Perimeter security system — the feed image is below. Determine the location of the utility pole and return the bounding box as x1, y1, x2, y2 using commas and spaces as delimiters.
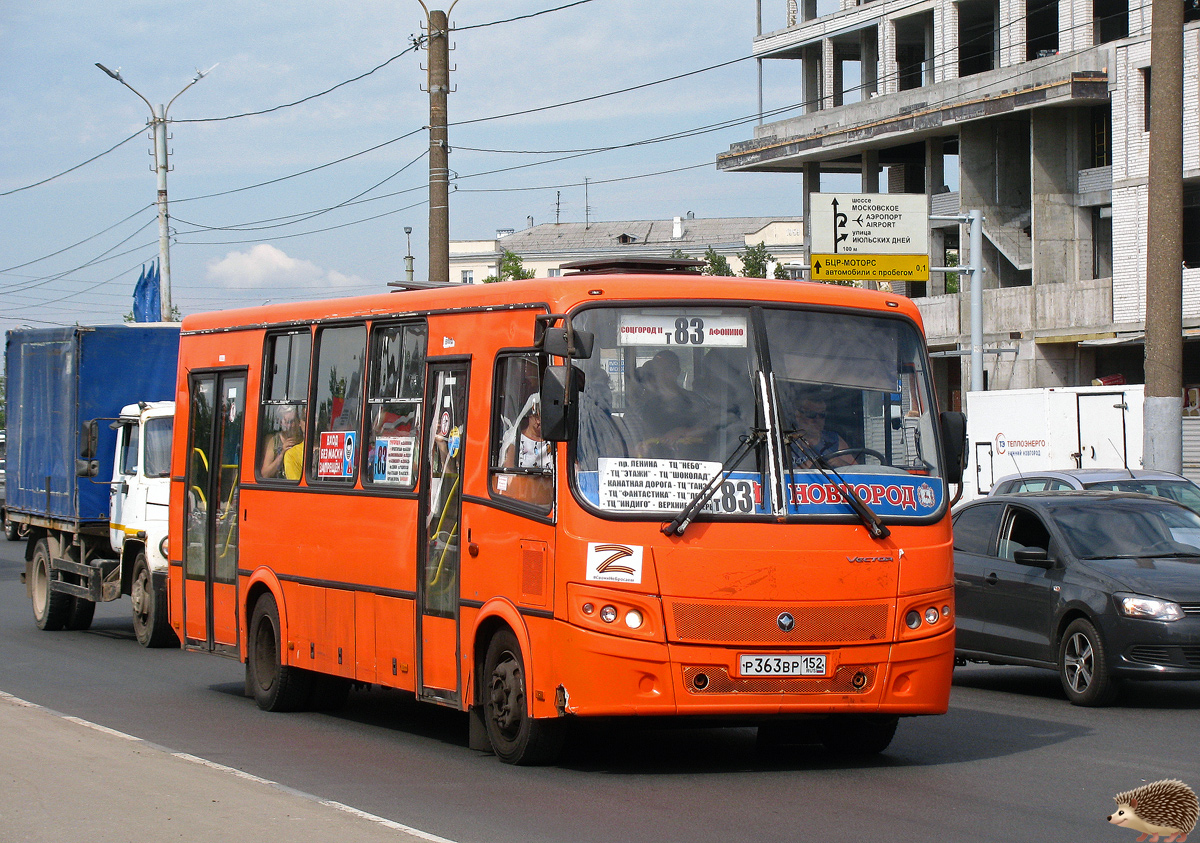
1143, 0, 1184, 471
421, 2, 456, 286
96, 63, 214, 321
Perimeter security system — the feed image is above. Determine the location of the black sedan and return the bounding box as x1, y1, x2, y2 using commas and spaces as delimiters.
952, 491, 1200, 705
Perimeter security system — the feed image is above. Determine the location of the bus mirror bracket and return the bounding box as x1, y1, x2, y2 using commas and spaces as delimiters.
541, 364, 582, 442
940, 411, 968, 485
535, 314, 594, 360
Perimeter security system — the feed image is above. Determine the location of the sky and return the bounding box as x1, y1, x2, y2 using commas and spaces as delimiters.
0, 0, 840, 345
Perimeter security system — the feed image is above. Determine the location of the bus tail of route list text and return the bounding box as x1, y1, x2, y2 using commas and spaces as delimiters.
168, 257, 968, 765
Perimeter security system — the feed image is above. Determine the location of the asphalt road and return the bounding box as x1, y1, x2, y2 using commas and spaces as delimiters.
1, 535, 1197, 843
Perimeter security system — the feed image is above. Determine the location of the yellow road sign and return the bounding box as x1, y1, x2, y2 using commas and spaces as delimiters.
810, 253, 929, 282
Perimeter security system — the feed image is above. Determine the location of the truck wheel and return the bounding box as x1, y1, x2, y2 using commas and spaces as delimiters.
31, 539, 71, 631
131, 553, 176, 648
247, 592, 312, 712
65, 595, 96, 631
482, 629, 564, 765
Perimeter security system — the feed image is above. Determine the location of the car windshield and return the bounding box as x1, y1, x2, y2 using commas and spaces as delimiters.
570, 304, 946, 520
1084, 478, 1200, 513
1049, 498, 1200, 558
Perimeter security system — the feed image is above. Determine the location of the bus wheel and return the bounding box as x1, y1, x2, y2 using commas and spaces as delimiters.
131, 553, 176, 648
247, 593, 312, 712
820, 715, 898, 756
483, 630, 564, 765
31, 539, 71, 631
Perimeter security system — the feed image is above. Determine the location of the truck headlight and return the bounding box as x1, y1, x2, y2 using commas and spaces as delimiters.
1116, 594, 1184, 621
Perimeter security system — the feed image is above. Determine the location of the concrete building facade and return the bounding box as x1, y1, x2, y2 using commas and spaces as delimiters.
449, 215, 806, 283
719, 0, 1200, 411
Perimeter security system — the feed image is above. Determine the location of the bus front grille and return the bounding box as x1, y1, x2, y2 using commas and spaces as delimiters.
681, 665, 876, 695
669, 601, 890, 645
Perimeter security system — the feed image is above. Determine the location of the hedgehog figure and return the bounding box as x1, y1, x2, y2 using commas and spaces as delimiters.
1108, 779, 1199, 842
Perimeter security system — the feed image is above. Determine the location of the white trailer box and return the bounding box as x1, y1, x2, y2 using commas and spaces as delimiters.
964, 385, 1145, 501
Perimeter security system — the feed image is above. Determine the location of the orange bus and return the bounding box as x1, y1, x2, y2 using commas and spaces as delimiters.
168, 259, 967, 764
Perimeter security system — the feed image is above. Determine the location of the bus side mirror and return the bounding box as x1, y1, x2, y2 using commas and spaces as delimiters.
540, 326, 594, 360
80, 419, 99, 460
940, 411, 967, 484
540, 365, 582, 442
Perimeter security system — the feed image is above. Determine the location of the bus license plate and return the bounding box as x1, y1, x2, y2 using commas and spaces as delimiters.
738, 654, 826, 677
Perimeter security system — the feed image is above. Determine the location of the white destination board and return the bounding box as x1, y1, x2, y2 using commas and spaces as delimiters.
810, 193, 929, 255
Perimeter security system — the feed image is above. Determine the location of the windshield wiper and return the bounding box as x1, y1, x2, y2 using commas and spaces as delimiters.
661, 430, 765, 537
785, 430, 891, 540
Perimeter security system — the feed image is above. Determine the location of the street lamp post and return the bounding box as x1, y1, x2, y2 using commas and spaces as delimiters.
404, 226, 415, 285
96, 63, 214, 321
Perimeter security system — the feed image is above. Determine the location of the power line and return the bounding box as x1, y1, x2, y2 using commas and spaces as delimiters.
0, 128, 146, 197
0, 204, 153, 273
173, 42, 427, 124
451, 0, 600, 32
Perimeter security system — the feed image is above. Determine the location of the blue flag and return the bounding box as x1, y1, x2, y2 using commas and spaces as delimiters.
133, 260, 161, 322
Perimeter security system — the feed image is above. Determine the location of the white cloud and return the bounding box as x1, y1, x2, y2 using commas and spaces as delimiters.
204, 244, 375, 290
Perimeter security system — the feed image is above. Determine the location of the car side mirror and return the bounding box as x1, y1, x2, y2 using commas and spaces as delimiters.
940, 411, 967, 484
1013, 547, 1053, 568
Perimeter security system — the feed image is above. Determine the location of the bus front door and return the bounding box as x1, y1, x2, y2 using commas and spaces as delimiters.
417, 361, 468, 706
181, 370, 246, 656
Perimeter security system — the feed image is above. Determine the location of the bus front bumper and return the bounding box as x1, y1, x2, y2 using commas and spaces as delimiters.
544, 624, 954, 718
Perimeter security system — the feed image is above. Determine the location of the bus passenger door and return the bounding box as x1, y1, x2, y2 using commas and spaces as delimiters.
181, 370, 246, 657
417, 361, 468, 705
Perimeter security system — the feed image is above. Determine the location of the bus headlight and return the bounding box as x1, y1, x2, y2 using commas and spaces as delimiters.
624, 609, 643, 630
600, 605, 618, 623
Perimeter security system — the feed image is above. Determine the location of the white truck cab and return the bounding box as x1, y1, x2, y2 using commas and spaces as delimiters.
107, 400, 175, 646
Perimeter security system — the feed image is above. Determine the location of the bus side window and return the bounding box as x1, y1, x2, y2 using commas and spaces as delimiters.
309, 325, 366, 484
258, 330, 311, 482
490, 353, 552, 508
364, 321, 426, 489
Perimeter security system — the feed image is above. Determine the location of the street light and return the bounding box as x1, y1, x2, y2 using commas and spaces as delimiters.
96, 62, 216, 321
404, 226, 415, 285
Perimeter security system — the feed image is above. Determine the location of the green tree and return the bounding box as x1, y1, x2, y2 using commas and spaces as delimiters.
703, 246, 734, 277
738, 242, 774, 278
943, 250, 960, 294
483, 250, 536, 283
774, 262, 791, 279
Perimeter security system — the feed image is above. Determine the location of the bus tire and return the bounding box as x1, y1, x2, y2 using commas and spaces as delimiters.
309, 675, 352, 711
820, 715, 898, 756
65, 595, 95, 631
482, 629, 564, 765
131, 553, 176, 648
247, 592, 312, 712
31, 539, 72, 631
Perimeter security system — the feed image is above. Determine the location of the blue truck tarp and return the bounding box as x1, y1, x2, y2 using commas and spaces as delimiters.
4, 325, 179, 529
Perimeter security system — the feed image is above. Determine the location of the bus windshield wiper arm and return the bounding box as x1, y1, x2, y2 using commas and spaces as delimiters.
662, 430, 765, 537
785, 430, 891, 540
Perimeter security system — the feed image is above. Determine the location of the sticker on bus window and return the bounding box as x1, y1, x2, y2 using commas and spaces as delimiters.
586, 542, 644, 584
371, 436, 416, 485
318, 431, 356, 478
784, 471, 943, 517
588, 458, 765, 515
617, 314, 748, 348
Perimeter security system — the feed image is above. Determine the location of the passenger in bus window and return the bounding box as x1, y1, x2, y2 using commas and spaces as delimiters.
497, 395, 553, 505
282, 413, 306, 480
260, 406, 303, 479
629, 350, 710, 459
789, 391, 854, 468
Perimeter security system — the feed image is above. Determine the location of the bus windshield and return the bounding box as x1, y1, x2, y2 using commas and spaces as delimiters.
572, 304, 945, 521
